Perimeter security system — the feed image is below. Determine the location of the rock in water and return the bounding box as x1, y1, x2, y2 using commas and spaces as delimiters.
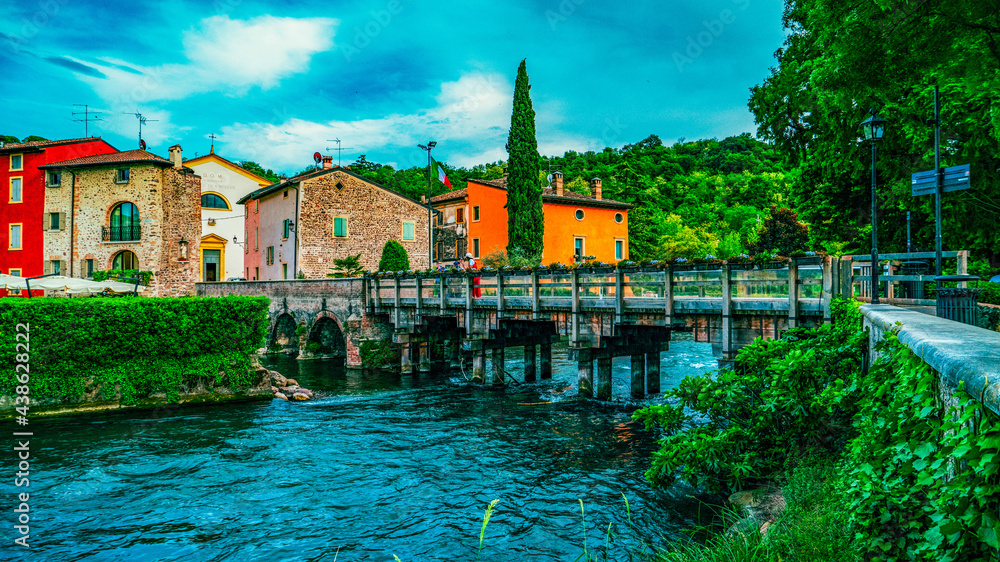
285, 378, 299, 387
274, 392, 288, 401
291, 392, 310, 401
269, 371, 287, 387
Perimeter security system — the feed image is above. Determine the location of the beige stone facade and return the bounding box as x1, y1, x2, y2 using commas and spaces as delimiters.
240, 166, 431, 279
41, 148, 203, 296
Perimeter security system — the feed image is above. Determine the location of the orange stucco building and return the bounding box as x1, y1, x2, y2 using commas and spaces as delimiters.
430, 172, 631, 264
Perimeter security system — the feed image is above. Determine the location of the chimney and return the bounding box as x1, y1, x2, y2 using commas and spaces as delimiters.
279, 175, 287, 182
322, 155, 333, 170
168, 144, 182, 169
553, 171, 564, 197
590, 177, 602, 200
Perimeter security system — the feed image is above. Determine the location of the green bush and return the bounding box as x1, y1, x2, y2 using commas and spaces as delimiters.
359, 339, 396, 369
378, 240, 410, 272
0, 296, 268, 405
92, 269, 154, 286
633, 299, 866, 492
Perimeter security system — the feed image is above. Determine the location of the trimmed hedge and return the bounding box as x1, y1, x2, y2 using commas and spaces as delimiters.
0, 296, 269, 405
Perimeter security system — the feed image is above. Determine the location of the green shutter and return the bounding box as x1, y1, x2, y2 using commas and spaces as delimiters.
334, 217, 347, 237
403, 221, 414, 241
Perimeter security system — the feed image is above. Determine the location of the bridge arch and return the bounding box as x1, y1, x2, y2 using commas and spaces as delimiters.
303, 310, 347, 359
270, 313, 298, 351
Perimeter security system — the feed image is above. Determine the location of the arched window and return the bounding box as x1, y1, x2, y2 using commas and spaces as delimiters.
201, 193, 231, 210
109, 202, 140, 241
112, 250, 139, 270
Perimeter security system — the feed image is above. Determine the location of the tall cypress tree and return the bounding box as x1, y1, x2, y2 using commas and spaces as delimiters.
505, 59, 543, 259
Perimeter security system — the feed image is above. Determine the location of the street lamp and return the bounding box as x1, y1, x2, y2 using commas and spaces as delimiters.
418, 141, 437, 269
860, 109, 887, 304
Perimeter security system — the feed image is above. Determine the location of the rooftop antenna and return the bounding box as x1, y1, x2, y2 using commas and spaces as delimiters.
72, 104, 103, 137
325, 138, 354, 167
208, 133, 217, 154
124, 111, 158, 149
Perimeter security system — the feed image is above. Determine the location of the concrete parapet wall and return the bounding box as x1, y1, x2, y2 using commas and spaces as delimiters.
862, 304, 1000, 416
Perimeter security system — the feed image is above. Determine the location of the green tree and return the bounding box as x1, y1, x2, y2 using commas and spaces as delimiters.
505, 59, 543, 259
328, 254, 364, 278
0, 135, 20, 145
749, 205, 809, 256
238, 161, 280, 183
21, 135, 48, 143
378, 240, 409, 272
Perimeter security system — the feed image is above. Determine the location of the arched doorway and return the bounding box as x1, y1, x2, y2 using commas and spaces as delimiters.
201, 234, 228, 282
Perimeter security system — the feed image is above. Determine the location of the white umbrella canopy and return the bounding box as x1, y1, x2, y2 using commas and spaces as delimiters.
18, 276, 147, 295
0, 273, 29, 289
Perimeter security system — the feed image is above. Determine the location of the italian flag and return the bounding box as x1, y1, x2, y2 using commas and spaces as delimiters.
434, 159, 452, 188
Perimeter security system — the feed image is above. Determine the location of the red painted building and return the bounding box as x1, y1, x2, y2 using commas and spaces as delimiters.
0, 137, 117, 291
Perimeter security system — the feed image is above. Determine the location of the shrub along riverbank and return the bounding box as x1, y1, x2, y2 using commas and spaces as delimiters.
0, 296, 270, 417
637, 300, 1000, 561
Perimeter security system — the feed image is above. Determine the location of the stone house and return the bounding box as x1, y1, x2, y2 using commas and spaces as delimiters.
184, 148, 271, 282
430, 171, 632, 264
39, 145, 203, 296
238, 157, 432, 279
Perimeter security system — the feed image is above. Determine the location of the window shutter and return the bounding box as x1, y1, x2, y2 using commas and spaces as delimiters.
81, 260, 87, 276
403, 221, 414, 240
58, 213, 66, 231
44, 261, 52, 275
43, 213, 50, 230
334, 217, 347, 237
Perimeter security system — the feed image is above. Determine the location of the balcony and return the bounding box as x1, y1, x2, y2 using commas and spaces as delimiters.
102, 225, 141, 242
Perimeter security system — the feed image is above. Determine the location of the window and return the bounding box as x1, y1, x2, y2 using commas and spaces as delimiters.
8, 268, 21, 295
10, 154, 23, 171
614, 212, 624, 224
283, 190, 288, 199
50, 260, 61, 275
108, 202, 140, 241
282, 264, 288, 279
112, 250, 138, 270
473, 238, 480, 258
254, 227, 258, 249
335, 181, 345, 191
49, 212, 61, 230
8, 224, 21, 249
575, 209, 585, 221
615, 239, 624, 260
47, 172, 61, 187
86, 259, 94, 278
402, 221, 415, 241
246, 267, 249, 280
436, 242, 443, 261
473, 205, 480, 221
333, 217, 348, 238
266, 246, 274, 265
115, 168, 130, 183
254, 267, 259, 280
245, 230, 249, 254
10, 177, 22, 203
255, 200, 259, 214
201, 193, 230, 210
456, 207, 465, 224
574, 237, 585, 258
282, 219, 290, 240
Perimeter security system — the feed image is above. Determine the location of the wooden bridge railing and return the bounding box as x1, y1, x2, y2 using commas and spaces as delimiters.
841, 250, 969, 305
366, 257, 837, 349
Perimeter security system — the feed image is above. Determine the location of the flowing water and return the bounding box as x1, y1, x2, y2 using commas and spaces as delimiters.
8, 334, 720, 561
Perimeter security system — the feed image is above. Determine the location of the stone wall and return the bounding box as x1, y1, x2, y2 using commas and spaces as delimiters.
862, 304, 1000, 416
298, 171, 430, 275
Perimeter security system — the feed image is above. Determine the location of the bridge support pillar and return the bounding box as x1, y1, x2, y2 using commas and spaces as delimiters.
492, 347, 506, 386
471, 346, 486, 383
446, 338, 461, 369
398, 334, 415, 374
524, 344, 536, 382
646, 351, 660, 395
630, 354, 645, 398
418, 341, 431, 372
578, 358, 594, 398
596, 356, 613, 401
540, 342, 552, 379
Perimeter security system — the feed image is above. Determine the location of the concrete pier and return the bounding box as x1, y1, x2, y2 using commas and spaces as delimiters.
578, 359, 594, 397
597, 356, 613, 401
524, 344, 537, 382
630, 354, 645, 398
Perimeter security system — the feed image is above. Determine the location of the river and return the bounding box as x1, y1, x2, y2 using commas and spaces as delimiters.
9, 334, 719, 561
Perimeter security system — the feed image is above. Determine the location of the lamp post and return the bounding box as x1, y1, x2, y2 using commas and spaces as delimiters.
860, 109, 887, 304
418, 141, 437, 269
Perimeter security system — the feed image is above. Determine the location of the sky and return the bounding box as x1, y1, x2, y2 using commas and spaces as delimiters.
0, 0, 787, 175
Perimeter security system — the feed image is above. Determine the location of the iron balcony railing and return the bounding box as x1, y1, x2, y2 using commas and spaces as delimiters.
102, 225, 141, 242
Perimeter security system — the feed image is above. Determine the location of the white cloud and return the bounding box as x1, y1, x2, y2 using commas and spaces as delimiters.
72, 15, 337, 103
218, 71, 595, 171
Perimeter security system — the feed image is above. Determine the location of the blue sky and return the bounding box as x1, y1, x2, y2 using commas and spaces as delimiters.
0, 0, 786, 174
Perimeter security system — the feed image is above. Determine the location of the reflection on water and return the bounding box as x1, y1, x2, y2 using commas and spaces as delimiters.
9, 333, 719, 561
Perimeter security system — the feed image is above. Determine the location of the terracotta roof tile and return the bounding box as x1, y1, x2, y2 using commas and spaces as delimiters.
541, 186, 632, 208
429, 188, 468, 203
40, 149, 172, 169
0, 137, 109, 153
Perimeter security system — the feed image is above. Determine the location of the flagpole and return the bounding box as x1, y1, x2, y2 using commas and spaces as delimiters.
418, 141, 437, 269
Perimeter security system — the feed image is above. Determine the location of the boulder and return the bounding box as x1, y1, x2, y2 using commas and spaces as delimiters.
271, 386, 279, 393
279, 386, 298, 394
269, 371, 287, 387
297, 388, 314, 397
274, 392, 288, 401
291, 392, 310, 401
285, 378, 299, 387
